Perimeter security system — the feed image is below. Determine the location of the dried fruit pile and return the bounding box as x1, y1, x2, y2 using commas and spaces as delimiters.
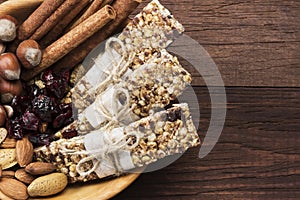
9, 69, 74, 146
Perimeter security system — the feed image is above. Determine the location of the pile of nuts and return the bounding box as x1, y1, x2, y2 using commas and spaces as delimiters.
0, 14, 42, 124
0, 12, 71, 200
0, 15, 42, 103
0, 129, 68, 199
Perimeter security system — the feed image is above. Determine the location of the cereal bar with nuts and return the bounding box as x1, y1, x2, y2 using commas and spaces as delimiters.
34, 103, 200, 183
118, 0, 185, 54
71, 0, 185, 111
63, 49, 192, 135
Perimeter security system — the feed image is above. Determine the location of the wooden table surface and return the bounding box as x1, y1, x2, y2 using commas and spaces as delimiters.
113, 0, 300, 199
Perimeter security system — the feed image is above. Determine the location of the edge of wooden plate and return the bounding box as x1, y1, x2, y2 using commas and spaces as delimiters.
30, 172, 142, 200
0, 1, 141, 199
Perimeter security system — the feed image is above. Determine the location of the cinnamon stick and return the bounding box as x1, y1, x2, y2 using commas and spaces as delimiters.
21, 5, 117, 81
101, 0, 113, 7
30, 0, 81, 41
69, 0, 105, 29
39, 0, 91, 48
52, 0, 142, 73
17, 0, 65, 41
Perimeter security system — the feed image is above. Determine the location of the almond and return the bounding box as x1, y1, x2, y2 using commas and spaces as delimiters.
27, 173, 68, 197
0, 178, 28, 200
0, 137, 16, 148
0, 190, 14, 200
25, 162, 57, 175
16, 137, 33, 167
0, 148, 17, 170
1, 170, 15, 178
0, 127, 8, 144
15, 168, 36, 184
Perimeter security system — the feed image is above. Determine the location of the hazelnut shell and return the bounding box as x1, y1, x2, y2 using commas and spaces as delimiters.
16, 39, 42, 69
0, 15, 18, 42
0, 105, 6, 127
0, 77, 22, 103
0, 52, 21, 80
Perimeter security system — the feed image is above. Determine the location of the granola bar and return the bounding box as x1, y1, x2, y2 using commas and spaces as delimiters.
118, 0, 185, 56
34, 103, 200, 183
72, 0, 185, 111
64, 50, 192, 135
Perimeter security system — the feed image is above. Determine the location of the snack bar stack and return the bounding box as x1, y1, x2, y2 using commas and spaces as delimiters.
34, 103, 200, 183
71, 0, 185, 111
61, 49, 192, 135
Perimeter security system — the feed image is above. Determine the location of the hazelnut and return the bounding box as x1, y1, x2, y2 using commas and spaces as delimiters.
0, 15, 18, 42
0, 42, 6, 54
0, 77, 23, 103
0, 105, 6, 127
3, 105, 13, 118
0, 52, 21, 80
16, 39, 42, 69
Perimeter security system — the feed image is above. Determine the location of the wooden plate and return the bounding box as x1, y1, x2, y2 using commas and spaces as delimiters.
0, 0, 141, 199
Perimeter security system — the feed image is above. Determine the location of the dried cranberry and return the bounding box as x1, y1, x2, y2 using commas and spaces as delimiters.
41, 69, 55, 84
52, 110, 73, 129
47, 79, 68, 99
32, 95, 55, 122
25, 84, 46, 99
59, 103, 72, 113
11, 96, 31, 115
62, 129, 78, 139
42, 70, 69, 99
60, 70, 70, 83
21, 110, 40, 131
7, 118, 23, 139
28, 133, 53, 146
6, 69, 75, 144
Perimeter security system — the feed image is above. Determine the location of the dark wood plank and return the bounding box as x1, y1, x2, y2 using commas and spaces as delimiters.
113, 87, 300, 199
133, 0, 300, 87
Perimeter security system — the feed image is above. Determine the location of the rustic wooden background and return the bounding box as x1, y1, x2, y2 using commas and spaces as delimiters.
113, 0, 300, 199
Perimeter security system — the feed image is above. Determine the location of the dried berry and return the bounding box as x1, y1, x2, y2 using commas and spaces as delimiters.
25, 84, 46, 99
21, 110, 40, 131
32, 95, 55, 122
52, 103, 74, 129
42, 70, 69, 99
7, 68, 74, 146
11, 95, 31, 115
52, 113, 66, 129
7, 117, 23, 139
62, 129, 77, 139
28, 133, 53, 146
59, 103, 72, 113
41, 70, 54, 84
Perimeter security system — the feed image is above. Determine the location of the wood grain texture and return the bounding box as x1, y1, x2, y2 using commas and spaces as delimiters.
114, 87, 300, 199
133, 0, 300, 87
